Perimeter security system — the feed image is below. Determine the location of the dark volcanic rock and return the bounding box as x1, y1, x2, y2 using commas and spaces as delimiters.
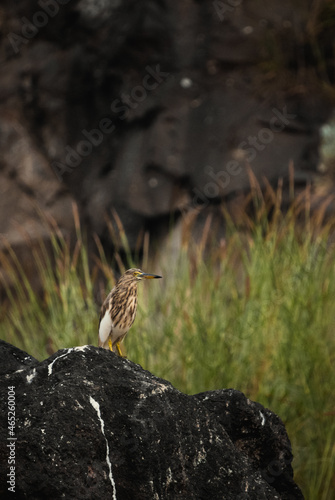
0, 340, 38, 376
0, 341, 303, 499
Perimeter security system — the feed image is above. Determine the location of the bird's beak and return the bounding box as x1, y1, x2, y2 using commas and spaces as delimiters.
139, 273, 162, 279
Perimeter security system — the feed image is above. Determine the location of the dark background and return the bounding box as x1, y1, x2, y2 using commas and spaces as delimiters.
1, 0, 335, 274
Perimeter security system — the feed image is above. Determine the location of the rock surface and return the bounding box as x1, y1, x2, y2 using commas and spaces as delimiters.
0, 340, 304, 499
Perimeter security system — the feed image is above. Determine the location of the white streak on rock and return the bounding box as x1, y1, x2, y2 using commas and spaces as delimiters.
26, 368, 36, 384
48, 351, 72, 376
259, 411, 266, 426
89, 396, 117, 499
72, 345, 89, 353
48, 346, 89, 376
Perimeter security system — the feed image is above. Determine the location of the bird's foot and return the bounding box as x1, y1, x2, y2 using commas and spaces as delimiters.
116, 342, 127, 358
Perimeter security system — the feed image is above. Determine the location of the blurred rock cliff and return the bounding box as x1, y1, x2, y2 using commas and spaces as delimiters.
0, 0, 334, 277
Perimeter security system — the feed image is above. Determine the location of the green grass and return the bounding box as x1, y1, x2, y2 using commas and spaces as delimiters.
1, 200, 335, 499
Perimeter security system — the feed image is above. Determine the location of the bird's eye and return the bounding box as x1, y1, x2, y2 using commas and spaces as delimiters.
133, 271, 140, 277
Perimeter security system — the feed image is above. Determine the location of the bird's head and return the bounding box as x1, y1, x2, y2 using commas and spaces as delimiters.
122, 268, 162, 283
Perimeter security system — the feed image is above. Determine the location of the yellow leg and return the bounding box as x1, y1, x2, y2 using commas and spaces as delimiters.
108, 338, 113, 352
115, 342, 123, 357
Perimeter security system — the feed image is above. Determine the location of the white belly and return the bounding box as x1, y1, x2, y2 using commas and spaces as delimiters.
98, 311, 128, 347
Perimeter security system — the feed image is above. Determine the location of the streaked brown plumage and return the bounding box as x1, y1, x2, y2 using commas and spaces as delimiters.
98, 268, 162, 356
